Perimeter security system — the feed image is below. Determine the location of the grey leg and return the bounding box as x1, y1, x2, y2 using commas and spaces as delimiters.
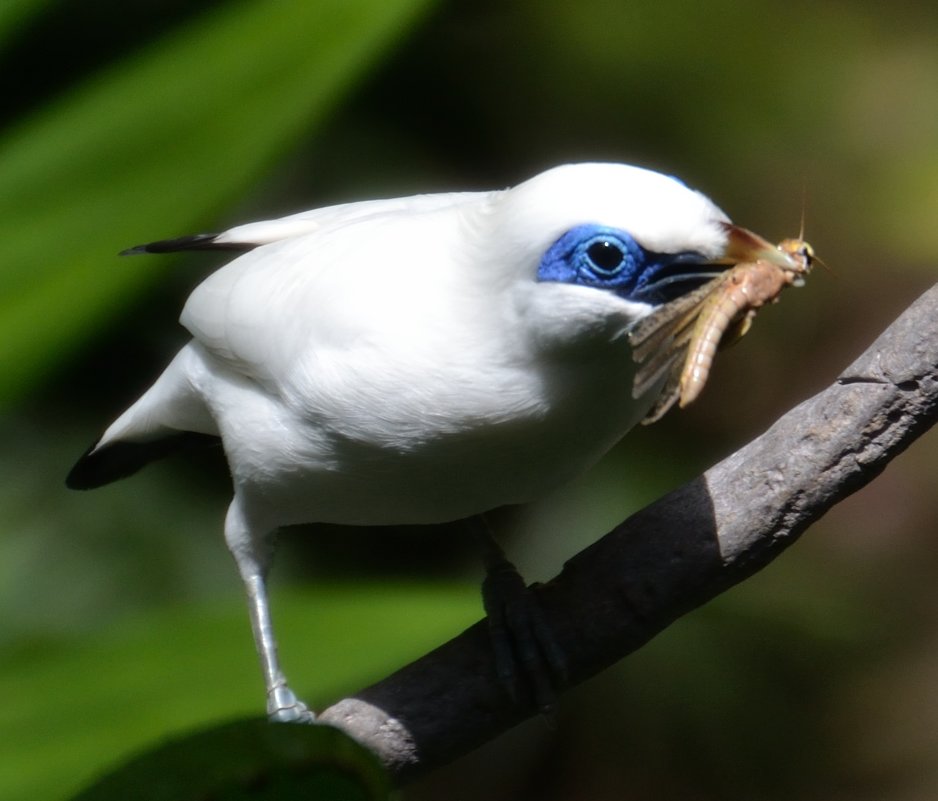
225, 499, 315, 723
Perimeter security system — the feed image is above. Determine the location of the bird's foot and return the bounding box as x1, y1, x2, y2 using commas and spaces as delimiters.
482, 560, 567, 713
267, 684, 316, 724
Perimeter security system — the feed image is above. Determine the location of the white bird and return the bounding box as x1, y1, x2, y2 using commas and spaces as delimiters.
67, 162, 779, 722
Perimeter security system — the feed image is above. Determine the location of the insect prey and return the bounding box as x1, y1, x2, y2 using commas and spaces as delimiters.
630, 226, 815, 425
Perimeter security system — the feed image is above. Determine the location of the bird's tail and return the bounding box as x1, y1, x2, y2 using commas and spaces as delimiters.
66, 344, 220, 490
66, 431, 218, 489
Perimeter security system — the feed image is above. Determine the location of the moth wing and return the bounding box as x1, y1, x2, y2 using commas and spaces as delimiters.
630, 276, 725, 413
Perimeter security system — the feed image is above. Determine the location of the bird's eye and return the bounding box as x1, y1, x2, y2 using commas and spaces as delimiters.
537, 224, 645, 293
585, 240, 626, 274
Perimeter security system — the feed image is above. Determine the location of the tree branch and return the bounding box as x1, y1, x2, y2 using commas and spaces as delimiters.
320, 282, 938, 781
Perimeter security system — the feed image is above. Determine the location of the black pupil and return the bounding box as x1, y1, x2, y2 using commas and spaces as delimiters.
587, 240, 624, 272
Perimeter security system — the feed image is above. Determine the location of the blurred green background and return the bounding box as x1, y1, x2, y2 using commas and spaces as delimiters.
2, 0, 938, 798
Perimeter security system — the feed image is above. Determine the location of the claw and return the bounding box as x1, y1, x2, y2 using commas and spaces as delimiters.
470, 515, 568, 711
482, 559, 567, 712
267, 684, 316, 724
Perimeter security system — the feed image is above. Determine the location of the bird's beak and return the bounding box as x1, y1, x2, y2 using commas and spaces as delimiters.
719, 222, 799, 269
628, 221, 809, 306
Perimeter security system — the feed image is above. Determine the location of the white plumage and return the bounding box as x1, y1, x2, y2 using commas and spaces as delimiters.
70, 162, 748, 721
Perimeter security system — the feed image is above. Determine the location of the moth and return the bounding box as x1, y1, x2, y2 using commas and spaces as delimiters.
630, 224, 815, 424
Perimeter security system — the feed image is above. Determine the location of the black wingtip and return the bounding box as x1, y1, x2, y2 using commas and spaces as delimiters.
66, 433, 221, 490
119, 233, 256, 256
119, 244, 148, 256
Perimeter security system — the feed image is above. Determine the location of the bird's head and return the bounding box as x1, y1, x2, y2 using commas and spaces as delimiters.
486, 163, 775, 356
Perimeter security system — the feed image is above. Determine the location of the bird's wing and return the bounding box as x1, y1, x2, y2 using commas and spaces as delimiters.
124, 191, 482, 254
179, 191, 487, 388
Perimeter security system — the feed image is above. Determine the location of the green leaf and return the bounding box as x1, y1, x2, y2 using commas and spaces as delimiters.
70, 719, 392, 801
0, 0, 434, 409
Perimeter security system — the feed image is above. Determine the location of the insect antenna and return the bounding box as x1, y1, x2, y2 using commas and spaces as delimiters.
796, 184, 832, 275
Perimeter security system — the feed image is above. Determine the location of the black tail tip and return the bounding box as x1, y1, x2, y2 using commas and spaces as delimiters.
66, 440, 111, 490
66, 439, 157, 489
66, 433, 221, 490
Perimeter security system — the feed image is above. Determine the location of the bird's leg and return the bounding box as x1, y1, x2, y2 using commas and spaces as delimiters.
225, 500, 315, 724
468, 515, 567, 712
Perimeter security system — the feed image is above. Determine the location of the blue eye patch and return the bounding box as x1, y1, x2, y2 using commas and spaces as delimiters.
537, 224, 716, 305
